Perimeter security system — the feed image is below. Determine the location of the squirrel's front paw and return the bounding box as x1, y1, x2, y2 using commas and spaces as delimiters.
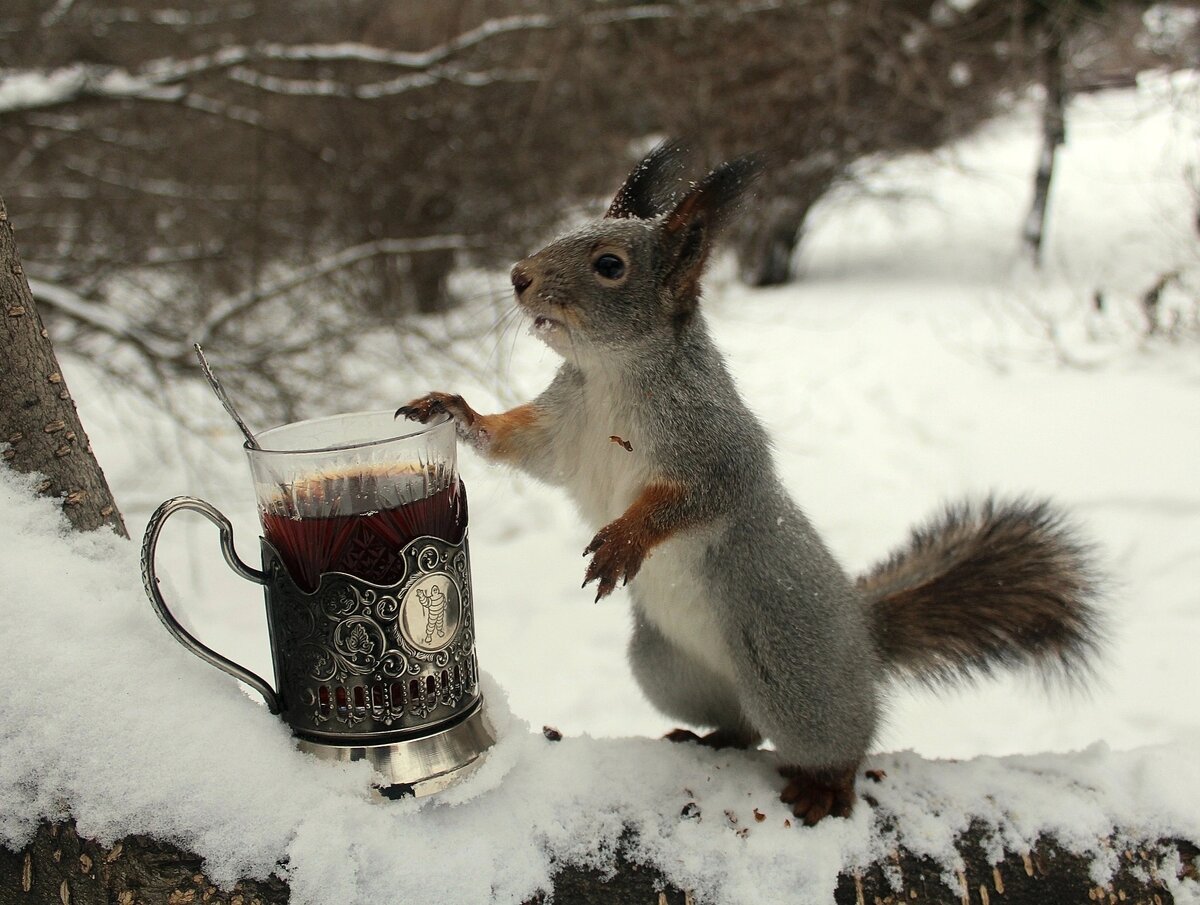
396, 392, 476, 427
582, 521, 648, 602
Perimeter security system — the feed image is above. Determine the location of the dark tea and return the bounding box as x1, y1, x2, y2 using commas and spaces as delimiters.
259, 465, 467, 591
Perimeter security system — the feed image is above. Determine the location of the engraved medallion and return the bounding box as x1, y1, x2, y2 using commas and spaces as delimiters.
398, 572, 462, 654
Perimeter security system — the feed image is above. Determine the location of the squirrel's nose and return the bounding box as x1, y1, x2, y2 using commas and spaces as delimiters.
511, 265, 533, 297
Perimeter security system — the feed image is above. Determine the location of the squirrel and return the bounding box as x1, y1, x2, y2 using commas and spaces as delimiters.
397, 141, 1105, 825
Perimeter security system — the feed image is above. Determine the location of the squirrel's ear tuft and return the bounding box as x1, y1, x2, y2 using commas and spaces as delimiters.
659, 153, 764, 306
663, 153, 764, 237
605, 139, 691, 220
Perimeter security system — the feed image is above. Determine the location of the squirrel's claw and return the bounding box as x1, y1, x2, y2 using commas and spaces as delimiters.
396, 392, 474, 426
395, 395, 446, 423
777, 765, 857, 826
395, 404, 426, 421
582, 524, 646, 601
582, 569, 621, 601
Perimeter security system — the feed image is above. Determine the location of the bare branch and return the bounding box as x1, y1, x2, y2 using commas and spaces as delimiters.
192, 235, 481, 345
227, 64, 539, 99
0, 15, 556, 115
28, 232, 482, 368
252, 17, 554, 70
39, 0, 76, 29
0, 2, 777, 116
26, 277, 178, 360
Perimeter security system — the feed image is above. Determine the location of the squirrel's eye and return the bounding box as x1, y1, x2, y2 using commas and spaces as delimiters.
593, 253, 626, 281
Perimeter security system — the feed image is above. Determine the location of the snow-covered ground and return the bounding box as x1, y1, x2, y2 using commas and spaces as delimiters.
3, 75, 1199, 903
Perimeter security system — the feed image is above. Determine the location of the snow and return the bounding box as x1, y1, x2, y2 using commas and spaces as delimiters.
0, 68, 87, 113
1, 473, 1197, 903
1, 472, 1198, 903
3, 75, 1200, 902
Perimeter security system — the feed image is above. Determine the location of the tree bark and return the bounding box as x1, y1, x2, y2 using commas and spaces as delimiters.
735, 171, 836, 287
0, 195, 127, 537
1022, 32, 1068, 266
0, 822, 286, 905
0, 818, 1193, 905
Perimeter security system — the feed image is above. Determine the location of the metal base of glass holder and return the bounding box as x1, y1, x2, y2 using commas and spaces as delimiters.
296, 702, 495, 799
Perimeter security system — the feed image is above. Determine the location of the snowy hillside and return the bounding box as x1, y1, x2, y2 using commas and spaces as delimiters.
3, 75, 1198, 903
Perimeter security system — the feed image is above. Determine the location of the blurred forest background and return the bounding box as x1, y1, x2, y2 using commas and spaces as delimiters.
1, 0, 1197, 422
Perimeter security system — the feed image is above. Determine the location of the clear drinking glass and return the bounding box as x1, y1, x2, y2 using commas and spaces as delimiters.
247, 410, 466, 592
141, 410, 492, 796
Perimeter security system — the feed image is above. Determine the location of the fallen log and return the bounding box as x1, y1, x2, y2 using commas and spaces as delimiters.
1, 817, 1195, 905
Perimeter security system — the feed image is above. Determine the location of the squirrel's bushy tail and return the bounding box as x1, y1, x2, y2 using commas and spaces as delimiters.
857, 497, 1105, 689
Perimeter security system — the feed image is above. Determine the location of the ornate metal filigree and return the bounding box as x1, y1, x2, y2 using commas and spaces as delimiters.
262, 533, 481, 742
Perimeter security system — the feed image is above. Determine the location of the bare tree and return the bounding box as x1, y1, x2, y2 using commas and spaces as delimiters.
0, 192, 126, 536
1, 0, 1186, 425
1024, 26, 1069, 265
1019, 0, 1200, 263
0, 0, 676, 420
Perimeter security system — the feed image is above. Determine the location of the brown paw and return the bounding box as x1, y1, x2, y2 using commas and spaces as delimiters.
395, 392, 475, 426
778, 765, 857, 826
582, 521, 647, 601
664, 728, 759, 750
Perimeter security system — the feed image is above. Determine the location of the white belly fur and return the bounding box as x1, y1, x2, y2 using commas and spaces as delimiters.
555, 375, 737, 683
633, 532, 737, 683
553, 375, 649, 526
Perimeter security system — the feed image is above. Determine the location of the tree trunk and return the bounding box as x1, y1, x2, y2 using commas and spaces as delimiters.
0, 195, 127, 537
738, 204, 807, 287
736, 171, 836, 287
0, 817, 1192, 904
0, 822, 286, 905
410, 248, 457, 314
1022, 32, 1068, 266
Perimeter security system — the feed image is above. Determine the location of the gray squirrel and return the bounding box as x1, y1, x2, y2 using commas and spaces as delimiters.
397, 142, 1104, 825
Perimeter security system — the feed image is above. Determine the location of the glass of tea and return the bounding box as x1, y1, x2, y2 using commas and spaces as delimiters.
249, 410, 466, 592
141, 410, 493, 797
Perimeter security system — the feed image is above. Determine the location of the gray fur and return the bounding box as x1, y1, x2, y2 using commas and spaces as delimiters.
628, 613, 759, 746
509, 197, 884, 769
704, 485, 882, 767
406, 146, 1104, 783
620, 321, 880, 767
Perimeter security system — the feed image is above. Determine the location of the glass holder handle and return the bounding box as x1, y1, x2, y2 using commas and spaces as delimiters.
141, 496, 281, 714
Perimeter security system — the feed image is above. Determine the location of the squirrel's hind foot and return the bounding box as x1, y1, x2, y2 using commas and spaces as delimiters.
778, 764, 857, 826
663, 728, 760, 750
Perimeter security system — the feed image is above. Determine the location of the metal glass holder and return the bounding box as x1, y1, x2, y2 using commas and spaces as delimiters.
142, 496, 494, 797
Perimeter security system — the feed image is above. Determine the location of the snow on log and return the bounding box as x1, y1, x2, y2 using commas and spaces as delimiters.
1, 469, 1198, 904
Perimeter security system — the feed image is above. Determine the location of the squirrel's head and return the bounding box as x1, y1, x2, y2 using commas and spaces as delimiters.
511, 140, 761, 365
